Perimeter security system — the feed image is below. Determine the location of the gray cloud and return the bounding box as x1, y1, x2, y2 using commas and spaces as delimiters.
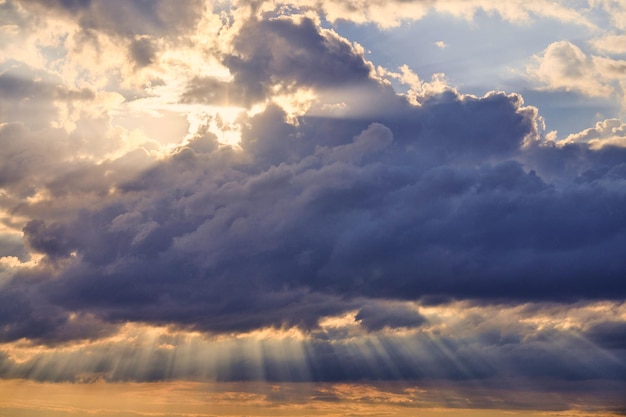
356, 303, 426, 331
180, 76, 248, 107
221, 16, 374, 104
10, 84, 625, 341
129, 37, 157, 68
0, 68, 95, 133
0, 6, 625, 399
0, 234, 28, 261
20, 0, 204, 38
585, 321, 626, 350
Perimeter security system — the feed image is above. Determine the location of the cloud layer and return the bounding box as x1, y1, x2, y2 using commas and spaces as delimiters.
0, 2, 625, 410
2, 0, 626, 336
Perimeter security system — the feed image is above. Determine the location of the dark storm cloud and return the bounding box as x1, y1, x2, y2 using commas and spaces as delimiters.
0, 279, 116, 345
13, 83, 626, 341
2, 11, 626, 353
355, 303, 426, 331
585, 321, 626, 350
23, 220, 78, 259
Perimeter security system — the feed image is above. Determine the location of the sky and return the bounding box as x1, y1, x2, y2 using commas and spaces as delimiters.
1, 0, 626, 416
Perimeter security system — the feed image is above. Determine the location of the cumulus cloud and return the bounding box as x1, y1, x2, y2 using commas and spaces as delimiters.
527, 41, 626, 107
528, 41, 613, 97
6, 77, 625, 342
221, 16, 374, 105
0, 10, 624, 345
562, 118, 626, 148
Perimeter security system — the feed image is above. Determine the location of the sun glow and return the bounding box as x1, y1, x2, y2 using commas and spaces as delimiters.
185, 105, 246, 146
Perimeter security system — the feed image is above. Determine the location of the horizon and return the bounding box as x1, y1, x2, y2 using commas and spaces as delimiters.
1, 1, 626, 416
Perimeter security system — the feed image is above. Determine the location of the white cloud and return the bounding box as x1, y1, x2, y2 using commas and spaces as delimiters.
246, 0, 596, 28
527, 41, 622, 99
562, 118, 626, 148
590, 0, 626, 29
590, 33, 626, 54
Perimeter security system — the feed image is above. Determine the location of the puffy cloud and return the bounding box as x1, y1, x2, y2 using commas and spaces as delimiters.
528, 41, 626, 108
562, 118, 626, 148
528, 41, 613, 97
221, 16, 374, 105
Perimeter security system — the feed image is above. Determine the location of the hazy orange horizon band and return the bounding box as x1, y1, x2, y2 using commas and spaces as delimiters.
0, 0, 625, 416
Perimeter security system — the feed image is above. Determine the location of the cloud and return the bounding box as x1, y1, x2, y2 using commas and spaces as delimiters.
181, 76, 247, 107
0, 302, 624, 387
585, 321, 626, 350
0, 67, 95, 131
129, 36, 158, 68
221, 15, 374, 105
527, 41, 613, 97
527, 41, 626, 107
245, 0, 595, 28
7, 78, 626, 341
0, 13, 624, 344
0, 2, 625, 403
0, 234, 28, 261
591, 33, 626, 54
562, 118, 626, 148
0, 281, 117, 344
355, 302, 426, 331
592, 0, 626, 30
21, 0, 205, 38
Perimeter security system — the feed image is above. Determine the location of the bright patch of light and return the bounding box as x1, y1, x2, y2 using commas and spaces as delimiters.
271, 87, 317, 124
185, 105, 246, 146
